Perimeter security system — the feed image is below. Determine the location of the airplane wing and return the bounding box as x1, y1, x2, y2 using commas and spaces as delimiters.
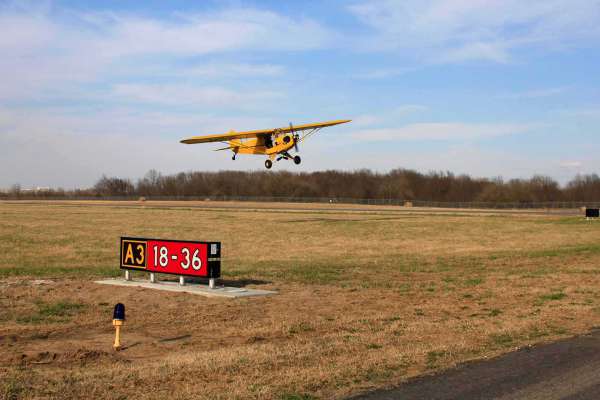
180, 119, 351, 144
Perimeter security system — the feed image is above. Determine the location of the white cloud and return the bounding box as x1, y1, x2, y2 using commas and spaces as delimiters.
0, 11, 55, 52
305, 142, 597, 184
109, 62, 286, 80
1, 104, 595, 188
352, 122, 540, 141
0, 5, 332, 102
0, 106, 277, 140
560, 161, 583, 169
352, 67, 415, 79
351, 114, 382, 128
499, 86, 572, 99
352, 105, 428, 127
183, 63, 285, 78
0, 107, 278, 188
439, 41, 511, 64
393, 105, 428, 116
348, 0, 600, 63
91, 9, 333, 57
0, 129, 217, 189
112, 84, 282, 107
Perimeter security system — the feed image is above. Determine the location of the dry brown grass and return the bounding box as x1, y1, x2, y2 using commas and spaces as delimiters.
1, 201, 600, 399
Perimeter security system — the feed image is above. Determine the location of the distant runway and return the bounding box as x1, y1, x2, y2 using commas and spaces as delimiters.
351, 330, 600, 400
0, 200, 582, 217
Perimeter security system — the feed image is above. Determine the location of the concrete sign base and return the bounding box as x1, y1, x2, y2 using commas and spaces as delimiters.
95, 278, 277, 298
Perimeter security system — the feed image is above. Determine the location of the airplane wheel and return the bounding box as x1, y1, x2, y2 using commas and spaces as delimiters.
265, 159, 273, 169
293, 155, 301, 165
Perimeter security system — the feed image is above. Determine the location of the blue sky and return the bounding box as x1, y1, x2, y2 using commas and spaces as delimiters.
1, 0, 600, 188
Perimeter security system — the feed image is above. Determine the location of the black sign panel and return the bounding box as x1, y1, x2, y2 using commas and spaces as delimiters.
586, 208, 600, 218
120, 239, 147, 269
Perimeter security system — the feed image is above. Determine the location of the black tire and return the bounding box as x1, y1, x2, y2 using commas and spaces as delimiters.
293, 155, 301, 165
265, 159, 273, 169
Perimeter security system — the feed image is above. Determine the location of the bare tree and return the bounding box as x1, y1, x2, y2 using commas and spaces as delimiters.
80, 169, 600, 203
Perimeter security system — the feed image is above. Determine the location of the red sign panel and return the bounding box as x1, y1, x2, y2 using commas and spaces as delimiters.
120, 237, 220, 278
147, 239, 208, 276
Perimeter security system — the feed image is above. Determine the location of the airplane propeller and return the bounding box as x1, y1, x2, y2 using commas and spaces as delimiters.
290, 122, 299, 152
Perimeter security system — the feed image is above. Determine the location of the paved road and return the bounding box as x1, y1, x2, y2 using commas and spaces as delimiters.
351, 330, 600, 400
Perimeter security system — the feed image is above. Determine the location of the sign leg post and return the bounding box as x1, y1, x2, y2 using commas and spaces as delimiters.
179, 276, 185, 286
209, 278, 216, 289
124, 270, 131, 281
150, 273, 156, 283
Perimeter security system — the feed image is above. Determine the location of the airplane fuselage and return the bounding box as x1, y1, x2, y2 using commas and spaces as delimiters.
230, 133, 296, 157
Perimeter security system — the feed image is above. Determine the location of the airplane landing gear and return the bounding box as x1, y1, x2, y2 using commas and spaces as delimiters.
232, 153, 236, 160
265, 153, 299, 168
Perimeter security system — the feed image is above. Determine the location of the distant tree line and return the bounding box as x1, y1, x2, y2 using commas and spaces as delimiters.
3, 168, 600, 203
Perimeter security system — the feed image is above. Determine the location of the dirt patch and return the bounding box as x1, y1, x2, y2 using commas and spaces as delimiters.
14, 348, 123, 366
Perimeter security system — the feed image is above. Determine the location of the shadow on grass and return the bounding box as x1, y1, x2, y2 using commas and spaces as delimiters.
157, 335, 191, 343
120, 341, 142, 350
217, 278, 272, 287
171, 276, 272, 287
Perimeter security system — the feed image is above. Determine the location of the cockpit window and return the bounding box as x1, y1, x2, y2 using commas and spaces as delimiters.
264, 135, 273, 148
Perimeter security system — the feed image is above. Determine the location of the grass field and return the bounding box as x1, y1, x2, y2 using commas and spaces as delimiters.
1, 201, 600, 399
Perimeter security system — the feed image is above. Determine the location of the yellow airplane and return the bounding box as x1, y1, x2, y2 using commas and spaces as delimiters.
180, 119, 351, 169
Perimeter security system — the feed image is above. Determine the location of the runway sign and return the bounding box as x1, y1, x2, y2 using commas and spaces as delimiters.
120, 237, 221, 278
586, 208, 599, 218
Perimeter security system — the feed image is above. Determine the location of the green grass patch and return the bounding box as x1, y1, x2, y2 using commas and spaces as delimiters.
425, 350, 448, 369
465, 278, 483, 286
280, 393, 317, 400
1, 371, 29, 400
488, 308, 502, 317
362, 365, 394, 382
288, 322, 315, 335
16, 300, 87, 324
538, 292, 567, 304
489, 333, 514, 347
526, 327, 549, 340
492, 244, 600, 261
541, 292, 566, 301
